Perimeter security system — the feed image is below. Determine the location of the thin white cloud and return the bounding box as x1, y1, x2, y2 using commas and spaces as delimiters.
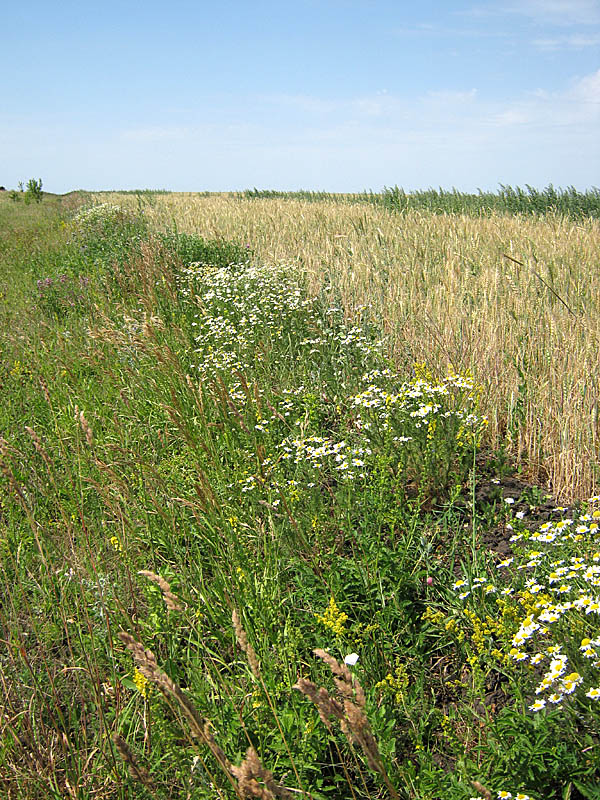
505, 0, 600, 25
423, 89, 478, 104
571, 67, 600, 109
466, 0, 600, 26
121, 126, 192, 142
260, 88, 479, 125
485, 68, 600, 128
4, 69, 598, 193
533, 32, 600, 48
492, 108, 533, 126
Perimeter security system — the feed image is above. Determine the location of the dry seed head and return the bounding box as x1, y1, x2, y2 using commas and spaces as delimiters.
24, 426, 42, 451
471, 781, 492, 800
230, 747, 294, 799
138, 569, 184, 611
75, 408, 93, 446
118, 632, 232, 773
141, 313, 164, 337
112, 733, 156, 793
314, 648, 365, 705
38, 376, 51, 405
296, 648, 400, 798
24, 426, 51, 465
293, 677, 342, 731
314, 648, 352, 683
344, 701, 382, 768
232, 609, 261, 679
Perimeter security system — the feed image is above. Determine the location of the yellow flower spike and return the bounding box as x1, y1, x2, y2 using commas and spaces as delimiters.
133, 668, 149, 699
315, 596, 348, 636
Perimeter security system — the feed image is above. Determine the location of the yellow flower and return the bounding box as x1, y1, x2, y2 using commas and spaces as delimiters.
133, 668, 149, 698
315, 597, 348, 636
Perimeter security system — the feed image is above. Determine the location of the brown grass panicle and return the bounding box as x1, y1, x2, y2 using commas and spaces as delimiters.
232, 608, 261, 680
102, 192, 600, 501
112, 732, 156, 795
118, 631, 299, 798
138, 569, 185, 612
75, 406, 93, 447
230, 747, 295, 799
118, 632, 230, 766
295, 649, 400, 800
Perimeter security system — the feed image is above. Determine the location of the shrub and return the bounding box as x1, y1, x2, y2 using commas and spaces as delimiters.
24, 178, 43, 204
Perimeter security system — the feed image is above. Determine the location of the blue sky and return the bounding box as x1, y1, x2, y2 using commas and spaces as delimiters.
2, 0, 599, 193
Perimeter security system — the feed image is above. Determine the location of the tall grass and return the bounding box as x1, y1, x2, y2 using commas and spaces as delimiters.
241, 186, 600, 218
377, 185, 600, 218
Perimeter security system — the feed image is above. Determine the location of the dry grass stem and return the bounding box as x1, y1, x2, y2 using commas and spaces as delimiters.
75, 407, 93, 447
118, 632, 231, 774
118, 632, 299, 798
471, 780, 493, 800
24, 427, 50, 465
38, 376, 52, 405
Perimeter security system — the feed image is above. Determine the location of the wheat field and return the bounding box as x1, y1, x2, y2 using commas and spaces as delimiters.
102, 192, 600, 501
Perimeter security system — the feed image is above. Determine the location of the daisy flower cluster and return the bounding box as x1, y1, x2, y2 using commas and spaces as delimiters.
349, 365, 488, 487
469, 793, 535, 800
280, 435, 372, 482
182, 263, 313, 380
178, 261, 381, 386
71, 202, 142, 248
72, 202, 127, 229
351, 367, 486, 436
452, 496, 600, 711
173, 258, 490, 510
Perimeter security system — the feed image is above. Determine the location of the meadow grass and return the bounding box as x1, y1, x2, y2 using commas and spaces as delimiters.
1, 192, 599, 799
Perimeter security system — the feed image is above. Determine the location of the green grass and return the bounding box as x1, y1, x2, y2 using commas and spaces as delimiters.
241, 185, 600, 219
1, 194, 599, 799
378, 184, 600, 218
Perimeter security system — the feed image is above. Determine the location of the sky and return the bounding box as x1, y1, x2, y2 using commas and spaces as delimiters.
2, 0, 599, 193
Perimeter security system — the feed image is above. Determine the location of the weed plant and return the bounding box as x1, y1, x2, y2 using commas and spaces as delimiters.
0, 194, 599, 798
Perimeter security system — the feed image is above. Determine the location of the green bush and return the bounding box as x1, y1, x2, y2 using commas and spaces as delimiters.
24, 178, 43, 203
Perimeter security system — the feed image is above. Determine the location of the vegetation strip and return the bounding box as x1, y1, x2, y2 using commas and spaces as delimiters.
0, 194, 598, 798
